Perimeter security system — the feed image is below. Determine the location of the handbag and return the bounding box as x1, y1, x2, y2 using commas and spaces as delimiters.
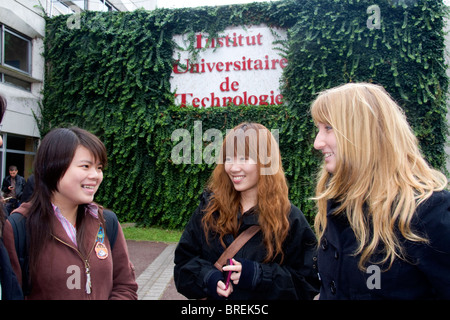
213, 225, 261, 270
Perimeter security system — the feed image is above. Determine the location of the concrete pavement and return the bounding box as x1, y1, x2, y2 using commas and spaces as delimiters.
126, 240, 187, 300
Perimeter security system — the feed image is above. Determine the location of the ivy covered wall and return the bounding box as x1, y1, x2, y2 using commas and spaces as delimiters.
41, 0, 448, 228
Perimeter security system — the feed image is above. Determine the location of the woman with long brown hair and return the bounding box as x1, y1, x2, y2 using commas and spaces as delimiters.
311, 82, 450, 299
174, 122, 319, 299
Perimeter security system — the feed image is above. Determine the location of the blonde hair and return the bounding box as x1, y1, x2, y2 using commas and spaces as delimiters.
311, 82, 448, 270
202, 122, 291, 262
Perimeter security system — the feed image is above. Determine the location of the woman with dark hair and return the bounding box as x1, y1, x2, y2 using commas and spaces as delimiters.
3, 127, 137, 299
174, 122, 319, 300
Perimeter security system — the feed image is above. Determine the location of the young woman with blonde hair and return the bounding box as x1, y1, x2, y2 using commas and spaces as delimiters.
174, 122, 319, 299
311, 82, 450, 299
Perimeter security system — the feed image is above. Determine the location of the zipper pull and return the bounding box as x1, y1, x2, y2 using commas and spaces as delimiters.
85, 266, 91, 294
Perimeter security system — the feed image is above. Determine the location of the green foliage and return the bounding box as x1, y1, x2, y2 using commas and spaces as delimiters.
283, 0, 449, 167
41, 0, 448, 228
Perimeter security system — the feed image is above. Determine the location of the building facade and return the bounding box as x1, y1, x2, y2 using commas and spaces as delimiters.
0, 0, 44, 183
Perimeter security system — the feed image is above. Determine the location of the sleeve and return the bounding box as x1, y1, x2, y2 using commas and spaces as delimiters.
16, 177, 26, 199
2, 178, 9, 194
253, 206, 320, 300
414, 191, 450, 298
0, 239, 23, 300
2, 220, 23, 286
174, 197, 224, 299
109, 222, 138, 300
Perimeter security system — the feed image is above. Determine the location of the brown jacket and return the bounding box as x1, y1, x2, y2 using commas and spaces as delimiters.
3, 203, 138, 300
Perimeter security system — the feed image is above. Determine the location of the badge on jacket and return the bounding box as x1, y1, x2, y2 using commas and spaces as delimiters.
95, 226, 108, 259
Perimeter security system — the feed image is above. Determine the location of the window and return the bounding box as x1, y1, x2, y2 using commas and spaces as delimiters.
3, 28, 31, 73
0, 25, 32, 91
0, 133, 38, 184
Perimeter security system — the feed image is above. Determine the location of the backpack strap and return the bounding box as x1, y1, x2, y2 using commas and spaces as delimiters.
214, 225, 261, 270
102, 209, 118, 250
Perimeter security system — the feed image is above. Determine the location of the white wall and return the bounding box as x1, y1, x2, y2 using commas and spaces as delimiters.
0, 0, 45, 138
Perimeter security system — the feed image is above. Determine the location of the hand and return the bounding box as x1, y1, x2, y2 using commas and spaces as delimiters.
8, 186, 14, 190
222, 259, 242, 285
216, 280, 233, 298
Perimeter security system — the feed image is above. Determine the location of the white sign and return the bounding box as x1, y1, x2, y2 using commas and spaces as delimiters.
171, 24, 287, 107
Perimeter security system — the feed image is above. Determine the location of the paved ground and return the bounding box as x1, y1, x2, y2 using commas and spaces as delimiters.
126, 240, 187, 300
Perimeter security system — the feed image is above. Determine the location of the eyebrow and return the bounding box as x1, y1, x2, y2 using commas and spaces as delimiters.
78, 159, 93, 164
77, 160, 103, 165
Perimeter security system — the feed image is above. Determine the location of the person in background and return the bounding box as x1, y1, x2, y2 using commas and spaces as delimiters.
311, 82, 450, 299
2, 165, 26, 215
21, 174, 34, 203
3, 126, 137, 299
174, 122, 319, 300
0, 94, 23, 299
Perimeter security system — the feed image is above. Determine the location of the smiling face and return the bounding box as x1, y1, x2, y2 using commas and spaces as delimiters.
52, 146, 103, 209
314, 122, 338, 174
224, 155, 259, 197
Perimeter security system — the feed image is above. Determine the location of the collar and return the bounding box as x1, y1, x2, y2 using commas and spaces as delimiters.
52, 203, 99, 246
52, 203, 99, 219
326, 199, 341, 217
238, 207, 259, 226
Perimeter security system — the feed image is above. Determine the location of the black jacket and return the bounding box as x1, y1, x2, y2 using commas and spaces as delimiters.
0, 238, 23, 299
174, 191, 320, 300
1, 175, 26, 200
318, 190, 450, 299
